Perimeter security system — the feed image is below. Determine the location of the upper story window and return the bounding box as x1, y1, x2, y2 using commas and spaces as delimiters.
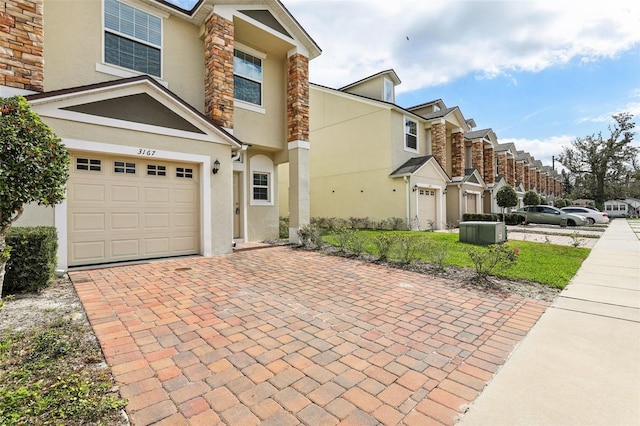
383, 77, 394, 103
405, 118, 418, 151
104, 0, 162, 77
234, 48, 263, 106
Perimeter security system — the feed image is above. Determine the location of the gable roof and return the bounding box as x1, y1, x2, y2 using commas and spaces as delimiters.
339, 69, 401, 92
26, 75, 243, 148
146, 0, 321, 59
389, 155, 449, 181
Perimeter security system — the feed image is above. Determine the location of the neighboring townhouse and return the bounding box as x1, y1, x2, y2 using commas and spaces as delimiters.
278, 69, 564, 229
2, 0, 320, 272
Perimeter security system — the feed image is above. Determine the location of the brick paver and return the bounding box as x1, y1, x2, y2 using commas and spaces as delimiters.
69, 246, 550, 425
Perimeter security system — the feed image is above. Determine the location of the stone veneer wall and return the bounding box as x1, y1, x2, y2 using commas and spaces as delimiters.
0, 0, 43, 92
523, 165, 530, 190
497, 152, 508, 180
287, 53, 309, 142
506, 157, 515, 187
451, 132, 465, 177
516, 162, 525, 188
431, 122, 446, 172
483, 146, 495, 184
535, 170, 541, 192
471, 141, 484, 177
204, 13, 234, 129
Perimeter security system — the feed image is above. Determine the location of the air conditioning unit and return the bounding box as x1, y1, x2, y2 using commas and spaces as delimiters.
459, 221, 507, 245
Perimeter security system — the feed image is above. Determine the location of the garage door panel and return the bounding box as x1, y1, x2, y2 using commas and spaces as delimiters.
68, 155, 200, 266
71, 241, 105, 262
112, 185, 140, 203
72, 183, 106, 203
111, 213, 139, 231
145, 238, 170, 254
145, 212, 170, 229
111, 239, 140, 258
71, 212, 106, 232
466, 194, 477, 213
145, 187, 170, 203
417, 189, 437, 229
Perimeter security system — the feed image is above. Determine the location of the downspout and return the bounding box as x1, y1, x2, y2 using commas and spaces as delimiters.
404, 176, 411, 230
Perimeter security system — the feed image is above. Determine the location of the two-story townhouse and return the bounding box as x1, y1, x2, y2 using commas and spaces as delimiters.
1, 0, 320, 272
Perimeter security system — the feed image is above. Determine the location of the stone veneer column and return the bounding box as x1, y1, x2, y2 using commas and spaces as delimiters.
516, 162, 525, 188
483, 146, 495, 184
431, 121, 446, 172
497, 152, 508, 179
0, 0, 44, 92
535, 170, 541, 192
541, 173, 548, 194
287, 52, 310, 244
471, 141, 484, 177
204, 13, 234, 129
506, 157, 515, 187
451, 131, 465, 177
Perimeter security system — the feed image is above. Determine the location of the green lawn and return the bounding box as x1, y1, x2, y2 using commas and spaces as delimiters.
323, 230, 590, 289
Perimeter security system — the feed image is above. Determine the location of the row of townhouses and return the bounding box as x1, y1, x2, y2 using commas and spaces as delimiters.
2, 0, 560, 273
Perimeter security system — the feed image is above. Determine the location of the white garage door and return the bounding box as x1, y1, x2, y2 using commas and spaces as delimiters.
417, 189, 437, 230
67, 153, 200, 266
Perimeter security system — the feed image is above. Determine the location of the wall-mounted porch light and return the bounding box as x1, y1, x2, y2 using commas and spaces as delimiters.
212, 159, 221, 175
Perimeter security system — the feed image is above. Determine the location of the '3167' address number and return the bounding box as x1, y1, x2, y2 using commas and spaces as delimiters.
137, 149, 156, 156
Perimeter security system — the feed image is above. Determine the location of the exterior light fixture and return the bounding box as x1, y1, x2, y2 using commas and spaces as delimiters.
212, 159, 220, 175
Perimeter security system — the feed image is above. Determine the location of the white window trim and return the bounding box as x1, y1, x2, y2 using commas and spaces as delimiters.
404, 117, 418, 153
383, 77, 394, 103
102, 0, 165, 79
251, 171, 272, 206
234, 42, 266, 109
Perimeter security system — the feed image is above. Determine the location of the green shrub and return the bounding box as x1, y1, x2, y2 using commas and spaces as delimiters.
424, 240, 448, 271
279, 216, 289, 239
467, 243, 519, 280
373, 234, 394, 260
297, 224, 323, 249
3, 227, 57, 296
498, 213, 525, 225
462, 213, 499, 222
393, 235, 422, 264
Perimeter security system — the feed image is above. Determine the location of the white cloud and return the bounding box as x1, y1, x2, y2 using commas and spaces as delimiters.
501, 135, 575, 168
286, 0, 640, 91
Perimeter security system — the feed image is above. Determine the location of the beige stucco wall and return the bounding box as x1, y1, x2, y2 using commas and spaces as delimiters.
34, 116, 234, 255
43, 0, 206, 110
245, 151, 280, 241
446, 185, 462, 226
343, 78, 383, 100
233, 52, 286, 150
13, 204, 55, 227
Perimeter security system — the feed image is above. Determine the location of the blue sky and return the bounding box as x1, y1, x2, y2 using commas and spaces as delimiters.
166, 0, 640, 168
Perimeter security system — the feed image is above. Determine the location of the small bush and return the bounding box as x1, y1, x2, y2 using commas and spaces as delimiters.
4, 227, 58, 296
279, 216, 290, 239
372, 234, 395, 260
297, 224, 323, 249
467, 243, 520, 280
498, 213, 525, 225
393, 235, 422, 264
462, 213, 499, 222
424, 240, 448, 271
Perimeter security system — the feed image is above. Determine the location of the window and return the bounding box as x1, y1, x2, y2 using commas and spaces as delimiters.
234, 49, 263, 105
114, 161, 136, 174
76, 158, 101, 171
405, 118, 417, 151
147, 164, 166, 176
383, 77, 394, 102
252, 173, 269, 201
104, 0, 162, 77
176, 167, 193, 179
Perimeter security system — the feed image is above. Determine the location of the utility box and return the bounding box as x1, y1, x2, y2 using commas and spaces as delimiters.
459, 221, 507, 245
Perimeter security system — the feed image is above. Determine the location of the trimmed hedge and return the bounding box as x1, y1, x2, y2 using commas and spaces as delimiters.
3, 226, 58, 296
497, 213, 526, 225
461, 213, 499, 222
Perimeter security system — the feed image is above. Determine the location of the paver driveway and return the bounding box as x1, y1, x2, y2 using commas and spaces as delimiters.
69, 247, 549, 426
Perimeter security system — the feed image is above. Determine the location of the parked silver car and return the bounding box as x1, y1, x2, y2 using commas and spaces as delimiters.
561, 206, 609, 225
514, 205, 589, 227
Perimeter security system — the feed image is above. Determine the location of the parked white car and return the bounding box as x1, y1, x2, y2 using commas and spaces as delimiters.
561, 206, 609, 225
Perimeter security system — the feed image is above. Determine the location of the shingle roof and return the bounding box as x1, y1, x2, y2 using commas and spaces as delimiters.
465, 129, 492, 140
389, 156, 434, 176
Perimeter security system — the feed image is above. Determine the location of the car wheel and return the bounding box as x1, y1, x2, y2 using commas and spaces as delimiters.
587, 218, 595, 225
567, 219, 576, 226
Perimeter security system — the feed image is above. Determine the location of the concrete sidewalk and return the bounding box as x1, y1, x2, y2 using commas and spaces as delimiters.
459, 219, 640, 425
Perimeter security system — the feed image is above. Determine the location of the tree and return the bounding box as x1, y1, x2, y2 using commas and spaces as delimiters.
496, 185, 518, 213
558, 113, 638, 207
523, 190, 540, 206
0, 96, 70, 297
